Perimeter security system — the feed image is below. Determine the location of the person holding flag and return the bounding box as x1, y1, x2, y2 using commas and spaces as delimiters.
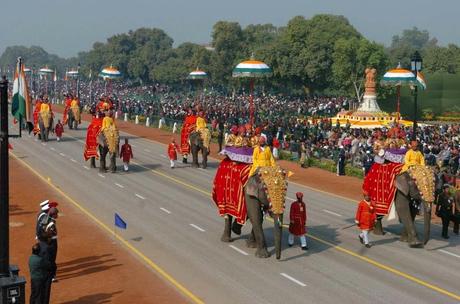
11, 57, 33, 135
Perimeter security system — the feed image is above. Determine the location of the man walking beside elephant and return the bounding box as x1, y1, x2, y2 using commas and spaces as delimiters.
355, 190, 376, 248
288, 192, 308, 250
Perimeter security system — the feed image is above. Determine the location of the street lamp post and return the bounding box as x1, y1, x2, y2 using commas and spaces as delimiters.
410, 51, 423, 140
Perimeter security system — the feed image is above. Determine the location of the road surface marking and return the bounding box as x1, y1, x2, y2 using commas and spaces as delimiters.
83, 166, 90, 170
98, 173, 106, 178
135, 193, 146, 200
280, 273, 307, 287
439, 249, 460, 259
322, 209, 342, 217
144, 149, 151, 152
115, 183, 124, 189
160, 154, 167, 158
59, 152, 66, 157
190, 224, 205, 232
70, 158, 77, 163
49, 147, 56, 151
131, 144, 137, 147
229, 245, 249, 256
41, 142, 47, 146
160, 207, 171, 214
11, 153, 204, 304
287, 196, 296, 201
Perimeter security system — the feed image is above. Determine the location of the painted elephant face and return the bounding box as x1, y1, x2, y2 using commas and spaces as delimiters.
245, 172, 270, 211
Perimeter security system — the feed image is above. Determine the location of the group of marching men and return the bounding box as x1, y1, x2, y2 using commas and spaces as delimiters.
29, 200, 60, 304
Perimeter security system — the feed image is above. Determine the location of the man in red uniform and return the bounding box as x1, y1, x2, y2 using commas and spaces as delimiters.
355, 190, 376, 248
62, 94, 73, 124
180, 109, 197, 163
119, 138, 133, 172
168, 137, 180, 169
288, 192, 308, 250
54, 119, 64, 142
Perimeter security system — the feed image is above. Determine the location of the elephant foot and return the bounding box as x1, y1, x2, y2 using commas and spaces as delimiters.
255, 248, 271, 258
399, 235, 408, 242
373, 221, 385, 235
220, 235, 233, 243
90, 164, 96, 169
408, 239, 423, 248
246, 240, 257, 248
99, 168, 107, 173
201, 165, 207, 169
192, 163, 199, 168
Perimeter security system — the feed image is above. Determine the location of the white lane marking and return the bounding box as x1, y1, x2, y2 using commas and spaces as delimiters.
280, 273, 307, 287
189, 224, 205, 232
41, 142, 47, 146
160, 154, 167, 158
50, 147, 56, 151
115, 183, 124, 189
131, 144, 137, 147
135, 193, 146, 200
98, 173, 106, 178
144, 149, 151, 152
287, 196, 296, 201
70, 158, 77, 163
160, 207, 171, 214
229, 245, 249, 256
83, 166, 90, 170
322, 209, 342, 217
439, 249, 460, 259
59, 152, 66, 157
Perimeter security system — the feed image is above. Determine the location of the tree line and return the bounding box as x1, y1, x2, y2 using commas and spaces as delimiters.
1, 14, 459, 97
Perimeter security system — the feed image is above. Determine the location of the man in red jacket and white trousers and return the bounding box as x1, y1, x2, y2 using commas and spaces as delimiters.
288, 192, 308, 250
119, 138, 133, 172
168, 137, 180, 169
355, 190, 376, 248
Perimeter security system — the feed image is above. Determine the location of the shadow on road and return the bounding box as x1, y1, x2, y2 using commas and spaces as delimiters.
56, 254, 122, 281
60, 291, 123, 304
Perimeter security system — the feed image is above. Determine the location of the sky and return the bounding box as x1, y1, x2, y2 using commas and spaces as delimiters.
1, 0, 459, 58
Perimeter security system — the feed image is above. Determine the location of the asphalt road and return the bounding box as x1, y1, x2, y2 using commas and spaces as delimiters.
9, 116, 460, 304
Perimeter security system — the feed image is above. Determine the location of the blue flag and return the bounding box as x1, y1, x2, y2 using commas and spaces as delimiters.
114, 213, 127, 229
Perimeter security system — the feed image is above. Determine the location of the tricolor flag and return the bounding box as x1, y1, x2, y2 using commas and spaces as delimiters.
11, 58, 33, 132
416, 72, 427, 90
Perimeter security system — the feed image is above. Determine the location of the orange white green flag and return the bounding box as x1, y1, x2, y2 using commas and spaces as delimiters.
11, 57, 33, 131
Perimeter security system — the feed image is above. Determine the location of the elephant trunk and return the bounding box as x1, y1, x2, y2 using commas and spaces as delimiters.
273, 214, 283, 260
423, 202, 431, 245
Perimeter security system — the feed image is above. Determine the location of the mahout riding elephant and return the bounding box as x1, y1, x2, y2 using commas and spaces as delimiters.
67, 106, 81, 129
38, 111, 53, 142
393, 167, 435, 248
97, 126, 119, 173
189, 129, 210, 169
220, 167, 287, 259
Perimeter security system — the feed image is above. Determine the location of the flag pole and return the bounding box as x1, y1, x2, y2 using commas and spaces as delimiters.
17, 58, 22, 137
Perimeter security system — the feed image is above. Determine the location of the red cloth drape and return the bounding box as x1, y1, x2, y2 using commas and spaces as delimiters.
84, 117, 102, 161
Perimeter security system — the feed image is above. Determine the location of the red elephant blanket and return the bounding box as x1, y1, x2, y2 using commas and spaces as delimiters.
180, 114, 197, 155
212, 158, 251, 225
84, 117, 103, 161
362, 162, 403, 215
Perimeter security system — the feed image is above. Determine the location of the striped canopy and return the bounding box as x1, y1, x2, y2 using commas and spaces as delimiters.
66, 70, 79, 77
23, 67, 31, 73
381, 68, 416, 85
39, 67, 54, 74
187, 70, 207, 80
232, 60, 272, 78
99, 66, 122, 80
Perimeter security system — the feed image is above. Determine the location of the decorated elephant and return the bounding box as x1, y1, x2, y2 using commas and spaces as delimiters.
97, 125, 119, 173
67, 105, 81, 129
190, 129, 210, 169
393, 166, 435, 248
215, 162, 288, 259
38, 110, 53, 142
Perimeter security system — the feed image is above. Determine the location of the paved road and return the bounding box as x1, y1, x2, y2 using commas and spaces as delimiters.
9, 117, 460, 304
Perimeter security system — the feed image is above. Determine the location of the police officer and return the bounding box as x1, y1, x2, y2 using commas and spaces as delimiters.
436, 185, 454, 239
362, 150, 374, 176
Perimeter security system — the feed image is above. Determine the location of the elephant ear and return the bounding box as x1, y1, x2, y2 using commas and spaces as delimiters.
395, 173, 410, 196
245, 174, 259, 198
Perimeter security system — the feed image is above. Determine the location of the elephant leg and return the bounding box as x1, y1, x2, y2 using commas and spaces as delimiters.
110, 153, 117, 173
395, 192, 422, 248
273, 214, 283, 260
191, 146, 199, 168
90, 157, 96, 168
246, 196, 270, 258
221, 215, 233, 243
373, 216, 385, 235
246, 229, 257, 248
202, 148, 208, 169
99, 147, 107, 172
